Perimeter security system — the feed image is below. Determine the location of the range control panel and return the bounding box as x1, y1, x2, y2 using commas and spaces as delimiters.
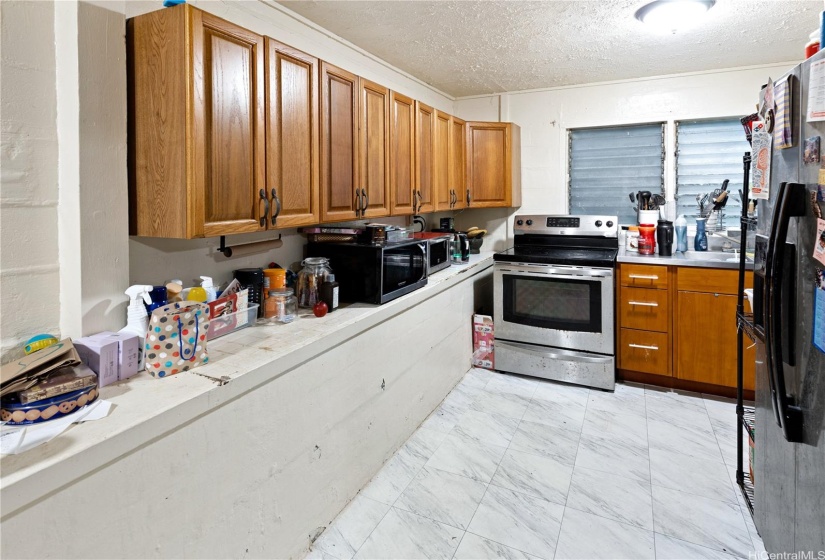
513, 215, 618, 238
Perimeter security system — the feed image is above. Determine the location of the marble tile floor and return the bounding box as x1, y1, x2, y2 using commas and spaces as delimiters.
306, 368, 764, 560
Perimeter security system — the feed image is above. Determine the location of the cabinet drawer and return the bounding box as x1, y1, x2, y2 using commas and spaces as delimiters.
620, 264, 668, 289
620, 329, 669, 376
677, 267, 752, 294
620, 287, 669, 333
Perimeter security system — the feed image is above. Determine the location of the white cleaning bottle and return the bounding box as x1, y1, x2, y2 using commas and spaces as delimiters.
200, 276, 217, 302
119, 285, 153, 371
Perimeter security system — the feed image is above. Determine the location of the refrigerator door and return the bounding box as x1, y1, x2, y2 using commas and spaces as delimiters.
754, 64, 801, 553
790, 53, 825, 554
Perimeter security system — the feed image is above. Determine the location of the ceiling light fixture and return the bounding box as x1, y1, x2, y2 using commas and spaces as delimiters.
635, 0, 716, 33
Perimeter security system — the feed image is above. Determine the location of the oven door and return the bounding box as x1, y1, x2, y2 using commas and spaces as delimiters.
494, 262, 614, 353
380, 241, 428, 303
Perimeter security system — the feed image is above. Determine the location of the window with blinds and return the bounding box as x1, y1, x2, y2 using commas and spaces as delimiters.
568, 124, 664, 225
676, 119, 750, 227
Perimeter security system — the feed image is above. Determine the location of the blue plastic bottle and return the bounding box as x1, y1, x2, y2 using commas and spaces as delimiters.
675, 214, 688, 252
694, 217, 708, 251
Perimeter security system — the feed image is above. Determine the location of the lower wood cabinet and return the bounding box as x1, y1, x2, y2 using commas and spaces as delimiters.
617, 262, 755, 394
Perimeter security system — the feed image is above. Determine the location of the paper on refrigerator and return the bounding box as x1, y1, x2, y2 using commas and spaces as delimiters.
750, 127, 772, 200
808, 59, 825, 122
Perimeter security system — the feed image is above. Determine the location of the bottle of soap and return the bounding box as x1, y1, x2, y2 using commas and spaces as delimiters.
119, 285, 153, 371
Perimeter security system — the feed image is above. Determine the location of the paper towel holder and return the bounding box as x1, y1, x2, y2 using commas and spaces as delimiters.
218, 234, 282, 258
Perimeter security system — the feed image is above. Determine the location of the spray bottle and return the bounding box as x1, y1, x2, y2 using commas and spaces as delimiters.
200, 276, 218, 302
119, 285, 153, 371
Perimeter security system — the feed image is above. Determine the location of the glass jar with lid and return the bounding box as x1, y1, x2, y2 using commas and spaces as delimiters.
295, 257, 332, 308
265, 288, 297, 323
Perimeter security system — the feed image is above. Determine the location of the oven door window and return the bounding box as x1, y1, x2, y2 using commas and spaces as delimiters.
383, 244, 426, 293
502, 274, 602, 333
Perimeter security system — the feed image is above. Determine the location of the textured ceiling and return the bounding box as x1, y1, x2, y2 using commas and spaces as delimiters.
276, 0, 819, 97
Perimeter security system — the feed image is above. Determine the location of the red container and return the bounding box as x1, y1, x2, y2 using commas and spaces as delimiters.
638, 224, 656, 255
806, 40, 820, 59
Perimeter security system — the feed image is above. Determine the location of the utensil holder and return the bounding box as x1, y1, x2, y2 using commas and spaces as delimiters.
637, 209, 659, 225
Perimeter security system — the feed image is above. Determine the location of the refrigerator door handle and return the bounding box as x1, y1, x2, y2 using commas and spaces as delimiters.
765, 181, 805, 443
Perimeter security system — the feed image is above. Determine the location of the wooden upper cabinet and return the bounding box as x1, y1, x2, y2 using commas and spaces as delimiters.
433, 110, 452, 211
320, 62, 359, 223
265, 39, 319, 228
466, 121, 521, 208
415, 101, 435, 214
389, 91, 416, 216
359, 79, 390, 218
128, 5, 265, 238
450, 116, 467, 210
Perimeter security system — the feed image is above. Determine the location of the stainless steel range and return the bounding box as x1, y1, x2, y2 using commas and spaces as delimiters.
493, 215, 619, 390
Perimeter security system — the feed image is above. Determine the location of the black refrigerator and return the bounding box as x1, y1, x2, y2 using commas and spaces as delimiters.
751, 52, 825, 554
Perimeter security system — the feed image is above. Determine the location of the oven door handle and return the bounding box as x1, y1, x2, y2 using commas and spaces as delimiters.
496, 264, 612, 279
497, 340, 613, 364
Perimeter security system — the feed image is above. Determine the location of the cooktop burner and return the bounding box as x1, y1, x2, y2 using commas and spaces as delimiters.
494, 214, 619, 268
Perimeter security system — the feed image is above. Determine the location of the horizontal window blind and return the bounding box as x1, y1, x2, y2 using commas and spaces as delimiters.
569, 124, 664, 225
676, 119, 750, 227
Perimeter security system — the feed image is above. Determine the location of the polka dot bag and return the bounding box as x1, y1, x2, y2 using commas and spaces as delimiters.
145, 302, 211, 378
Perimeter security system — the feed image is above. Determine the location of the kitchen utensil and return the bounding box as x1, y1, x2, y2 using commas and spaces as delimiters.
721, 179, 730, 192
652, 194, 666, 208
629, 192, 636, 203
713, 190, 729, 209
640, 191, 652, 211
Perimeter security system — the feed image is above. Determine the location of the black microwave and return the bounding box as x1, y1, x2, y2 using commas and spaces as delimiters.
306, 239, 428, 304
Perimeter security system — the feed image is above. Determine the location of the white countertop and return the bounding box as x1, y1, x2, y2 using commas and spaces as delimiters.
0, 252, 495, 518
617, 245, 754, 271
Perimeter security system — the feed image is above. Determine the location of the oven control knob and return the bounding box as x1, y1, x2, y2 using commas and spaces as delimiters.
595, 220, 603, 227
516, 219, 524, 226
606, 220, 614, 227
526, 219, 533, 226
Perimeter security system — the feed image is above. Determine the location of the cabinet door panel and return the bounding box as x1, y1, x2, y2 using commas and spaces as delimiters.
621, 328, 669, 376
676, 291, 755, 389
467, 124, 507, 207
451, 116, 466, 210
620, 286, 669, 333
390, 91, 415, 216
320, 62, 359, 222
266, 40, 318, 228
199, 14, 265, 236
360, 79, 390, 218
434, 110, 451, 211
415, 101, 434, 214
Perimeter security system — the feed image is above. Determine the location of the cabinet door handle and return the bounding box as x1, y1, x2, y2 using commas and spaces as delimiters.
355, 190, 362, 218
628, 301, 658, 307
628, 274, 659, 280
451, 190, 456, 207
628, 343, 659, 351
259, 189, 269, 227
466, 188, 471, 205
271, 188, 281, 225
362, 188, 369, 212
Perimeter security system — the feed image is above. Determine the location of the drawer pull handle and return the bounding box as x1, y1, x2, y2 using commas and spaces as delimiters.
628, 274, 659, 280
628, 301, 658, 307
629, 343, 659, 351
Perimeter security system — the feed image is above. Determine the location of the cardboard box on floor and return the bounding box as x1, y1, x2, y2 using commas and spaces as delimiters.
472, 314, 494, 370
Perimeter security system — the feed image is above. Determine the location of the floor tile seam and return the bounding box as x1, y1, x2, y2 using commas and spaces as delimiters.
650, 526, 751, 559
458, 479, 493, 555
549, 505, 568, 560
648, 477, 740, 506
736, 505, 764, 553
416, 462, 493, 486
562, 502, 655, 533
448, 530, 469, 560
565, 392, 590, 508
486, 479, 569, 509
649, 530, 746, 559
349, 493, 396, 560
503, 443, 578, 468
646, 439, 728, 466
389, 499, 472, 534
650, 481, 751, 508
463, 529, 545, 560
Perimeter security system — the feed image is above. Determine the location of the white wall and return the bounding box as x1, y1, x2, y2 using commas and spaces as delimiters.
455, 63, 795, 226
0, 2, 61, 362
